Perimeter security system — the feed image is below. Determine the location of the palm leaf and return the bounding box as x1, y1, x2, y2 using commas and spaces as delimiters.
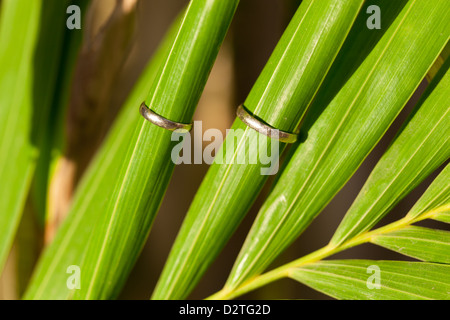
225, 0, 450, 290
407, 163, 450, 222
434, 212, 450, 224
369, 164, 450, 264
0, 0, 76, 273
70, 0, 239, 300
331, 57, 450, 245
32, 0, 88, 227
371, 226, 450, 264
290, 260, 450, 300
153, 0, 365, 300
211, 149, 449, 300
23, 13, 183, 300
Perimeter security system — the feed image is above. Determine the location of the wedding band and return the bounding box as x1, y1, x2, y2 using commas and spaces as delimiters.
236, 105, 298, 143
140, 102, 193, 132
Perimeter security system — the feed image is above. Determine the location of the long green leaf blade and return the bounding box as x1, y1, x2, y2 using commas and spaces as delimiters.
226, 0, 450, 290
32, 0, 88, 225
407, 163, 450, 222
0, 0, 41, 275
0, 0, 73, 273
24, 14, 182, 300
153, 0, 365, 300
72, 0, 239, 300
434, 212, 450, 224
331, 59, 450, 245
371, 226, 450, 263
290, 260, 450, 300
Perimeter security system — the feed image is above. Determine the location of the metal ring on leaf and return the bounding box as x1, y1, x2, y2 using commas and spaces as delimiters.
140, 102, 193, 132
236, 105, 298, 143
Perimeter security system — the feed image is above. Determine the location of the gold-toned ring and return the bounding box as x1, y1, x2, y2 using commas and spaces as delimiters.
236, 105, 298, 143
140, 102, 193, 132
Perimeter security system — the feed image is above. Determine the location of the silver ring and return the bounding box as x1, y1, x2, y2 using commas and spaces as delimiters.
236, 105, 298, 143
140, 102, 193, 132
